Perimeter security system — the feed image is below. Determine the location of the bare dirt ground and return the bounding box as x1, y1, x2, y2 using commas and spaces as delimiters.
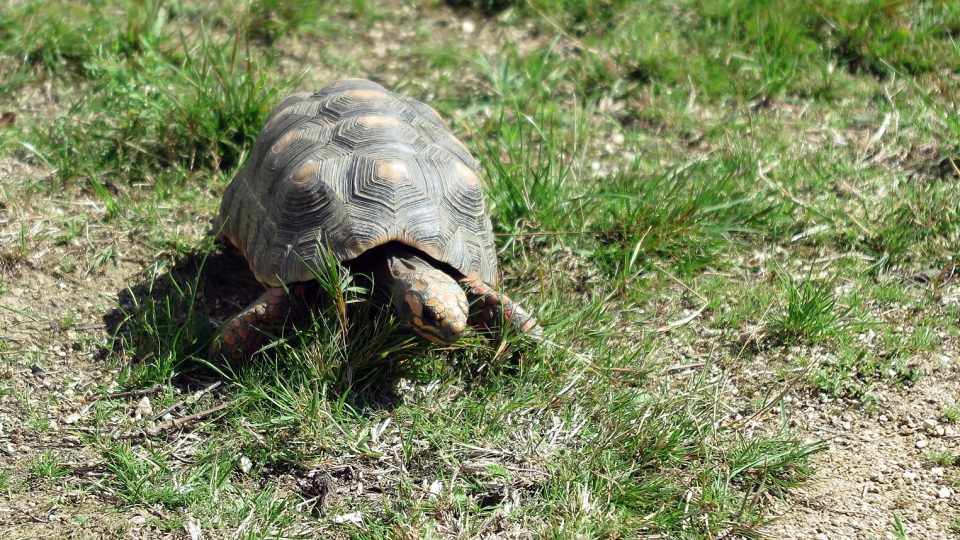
0, 163, 163, 537
764, 333, 960, 539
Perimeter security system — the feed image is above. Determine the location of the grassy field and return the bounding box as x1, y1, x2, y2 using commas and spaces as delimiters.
0, 0, 958, 538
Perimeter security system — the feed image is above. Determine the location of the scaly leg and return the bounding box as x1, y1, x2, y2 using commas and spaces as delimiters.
458, 278, 542, 339
211, 285, 312, 361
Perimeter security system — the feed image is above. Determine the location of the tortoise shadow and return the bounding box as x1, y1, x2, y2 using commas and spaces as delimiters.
102, 245, 414, 411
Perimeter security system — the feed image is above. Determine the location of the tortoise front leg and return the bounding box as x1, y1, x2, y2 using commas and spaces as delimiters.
211, 285, 312, 361
458, 278, 542, 339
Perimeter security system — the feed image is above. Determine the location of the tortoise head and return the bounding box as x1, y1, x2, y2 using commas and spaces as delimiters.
386, 256, 469, 344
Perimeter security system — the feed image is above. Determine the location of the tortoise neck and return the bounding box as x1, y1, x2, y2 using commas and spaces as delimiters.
367, 244, 434, 300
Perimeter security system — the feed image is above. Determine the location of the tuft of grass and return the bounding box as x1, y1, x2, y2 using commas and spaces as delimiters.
820, 0, 960, 77
892, 513, 910, 540
925, 451, 956, 467
0, 0, 175, 94
99, 439, 297, 534
29, 451, 70, 480
112, 256, 214, 386
808, 326, 925, 400
103, 441, 210, 508
244, 0, 326, 42
769, 268, 857, 345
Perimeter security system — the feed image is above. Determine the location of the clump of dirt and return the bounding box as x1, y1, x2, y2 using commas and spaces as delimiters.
907, 144, 960, 183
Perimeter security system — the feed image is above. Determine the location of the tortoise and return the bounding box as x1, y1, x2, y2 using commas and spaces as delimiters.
212, 78, 542, 359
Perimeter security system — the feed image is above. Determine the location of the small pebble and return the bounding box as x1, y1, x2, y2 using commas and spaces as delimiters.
134, 396, 152, 420
938, 487, 953, 499
915, 439, 929, 449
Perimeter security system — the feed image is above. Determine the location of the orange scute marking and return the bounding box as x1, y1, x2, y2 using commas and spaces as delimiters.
270, 130, 299, 155
456, 162, 479, 185
346, 89, 388, 100
291, 160, 319, 184
375, 160, 409, 182
360, 115, 403, 128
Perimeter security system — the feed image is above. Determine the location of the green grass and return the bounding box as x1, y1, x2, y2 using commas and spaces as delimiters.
769, 267, 858, 345
112, 256, 214, 386
39, 33, 291, 190
926, 451, 957, 467
0, 2, 107, 80
2, 0, 959, 537
29, 451, 70, 480
475, 109, 782, 277
892, 513, 909, 540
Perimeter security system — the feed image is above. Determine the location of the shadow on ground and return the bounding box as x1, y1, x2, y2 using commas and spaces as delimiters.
101, 246, 423, 410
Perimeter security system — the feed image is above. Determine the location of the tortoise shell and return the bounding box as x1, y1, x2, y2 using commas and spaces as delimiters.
217, 78, 498, 288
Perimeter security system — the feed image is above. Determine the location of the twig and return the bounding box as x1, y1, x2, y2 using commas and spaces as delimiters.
661, 362, 706, 375
656, 303, 708, 333
88, 383, 165, 403
15, 507, 50, 523
789, 224, 831, 244
118, 401, 234, 439
151, 380, 222, 422
651, 261, 708, 303
948, 156, 960, 178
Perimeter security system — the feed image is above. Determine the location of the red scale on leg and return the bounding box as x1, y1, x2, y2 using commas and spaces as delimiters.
211, 286, 301, 361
